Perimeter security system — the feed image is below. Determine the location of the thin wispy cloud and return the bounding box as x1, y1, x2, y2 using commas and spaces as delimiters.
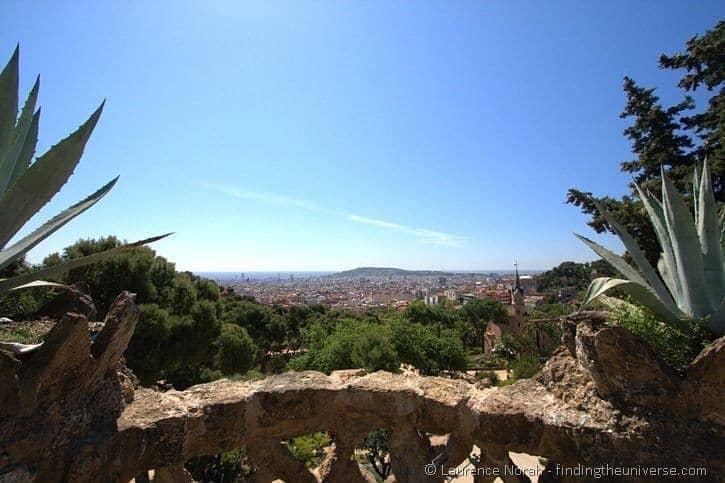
202, 182, 466, 247
345, 214, 405, 231
345, 213, 465, 247
202, 184, 322, 212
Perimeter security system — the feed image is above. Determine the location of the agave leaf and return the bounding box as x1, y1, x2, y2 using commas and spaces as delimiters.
0, 232, 172, 292
591, 197, 677, 313
693, 163, 700, 229
596, 294, 634, 311
661, 168, 709, 317
0, 76, 39, 194
697, 159, 725, 309
8, 108, 39, 186
720, 207, 725, 255
573, 233, 648, 286
635, 183, 682, 302
656, 255, 679, 303
0, 177, 119, 270
8, 280, 66, 291
0, 46, 19, 158
582, 277, 687, 330
0, 102, 104, 247
0, 341, 43, 355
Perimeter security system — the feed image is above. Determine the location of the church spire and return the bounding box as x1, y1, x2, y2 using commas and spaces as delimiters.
511, 260, 525, 309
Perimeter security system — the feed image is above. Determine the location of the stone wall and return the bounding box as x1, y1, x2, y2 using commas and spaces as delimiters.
0, 294, 723, 482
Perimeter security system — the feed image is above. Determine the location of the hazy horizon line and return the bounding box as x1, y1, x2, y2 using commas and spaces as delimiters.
192, 268, 546, 274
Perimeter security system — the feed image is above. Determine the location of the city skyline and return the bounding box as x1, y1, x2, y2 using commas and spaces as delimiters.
1, 2, 722, 272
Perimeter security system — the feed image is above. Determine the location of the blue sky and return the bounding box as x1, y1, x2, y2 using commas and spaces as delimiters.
1, 1, 722, 271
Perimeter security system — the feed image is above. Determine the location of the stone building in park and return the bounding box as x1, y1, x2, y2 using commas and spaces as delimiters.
483, 266, 528, 355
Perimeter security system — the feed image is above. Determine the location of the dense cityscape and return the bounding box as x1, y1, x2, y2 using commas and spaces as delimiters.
209, 267, 572, 311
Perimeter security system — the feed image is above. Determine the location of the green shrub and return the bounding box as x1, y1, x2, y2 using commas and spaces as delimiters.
475, 370, 500, 385
390, 320, 467, 375
289, 320, 400, 374
609, 303, 707, 370
284, 432, 332, 467
215, 323, 257, 376
351, 330, 400, 373
511, 355, 541, 380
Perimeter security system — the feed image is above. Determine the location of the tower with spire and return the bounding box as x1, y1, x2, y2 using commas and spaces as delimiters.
511, 261, 525, 306
483, 260, 528, 355
508, 261, 526, 332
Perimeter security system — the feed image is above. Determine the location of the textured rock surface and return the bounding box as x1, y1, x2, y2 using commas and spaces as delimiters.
574, 321, 680, 409
0, 301, 723, 482
0, 292, 139, 481
675, 335, 725, 425
34, 282, 97, 322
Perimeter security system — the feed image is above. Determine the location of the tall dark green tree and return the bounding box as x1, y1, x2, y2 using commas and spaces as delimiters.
458, 297, 507, 352
567, 21, 724, 265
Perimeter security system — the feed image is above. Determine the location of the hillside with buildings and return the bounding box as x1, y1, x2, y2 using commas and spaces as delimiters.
329, 267, 462, 278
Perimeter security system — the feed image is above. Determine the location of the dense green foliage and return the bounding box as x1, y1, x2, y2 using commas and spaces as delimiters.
510, 355, 541, 380
567, 21, 724, 265
459, 297, 507, 350
40, 237, 253, 388
608, 303, 708, 371
475, 370, 500, 385
288, 319, 399, 374
537, 260, 614, 292
283, 432, 332, 468
0, 260, 56, 318
287, 311, 468, 376
527, 303, 574, 319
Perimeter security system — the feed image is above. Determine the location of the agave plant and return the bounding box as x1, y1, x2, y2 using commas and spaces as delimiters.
0, 46, 169, 293
576, 160, 724, 335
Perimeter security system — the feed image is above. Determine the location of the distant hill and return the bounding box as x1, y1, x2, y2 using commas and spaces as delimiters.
329, 267, 460, 278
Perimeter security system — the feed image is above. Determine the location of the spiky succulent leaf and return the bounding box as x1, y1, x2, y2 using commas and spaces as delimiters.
9, 108, 39, 186
0, 46, 19, 157
0, 233, 172, 292
720, 207, 725, 254
693, 164, 701, 229
0, 76, 39, 194
0, 48, 173, 301
580, 165, 725, 335
656, 255, 679, 304
635, 183, 682, 301
573, 233, 648, 286
0, 102, 104, 247
582, 277, 687, 329
696, 160, 725, 309
590, 197, 678, 313
9, 280, 66, 291
661, 168, 709, 317
0, 177, 119, 270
